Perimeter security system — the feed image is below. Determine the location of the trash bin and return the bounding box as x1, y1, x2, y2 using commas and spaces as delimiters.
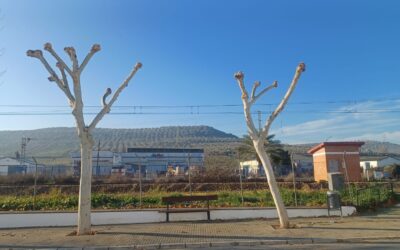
327, 191, 342, 216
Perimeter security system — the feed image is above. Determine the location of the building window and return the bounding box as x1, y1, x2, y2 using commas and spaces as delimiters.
328, 160, 340, 173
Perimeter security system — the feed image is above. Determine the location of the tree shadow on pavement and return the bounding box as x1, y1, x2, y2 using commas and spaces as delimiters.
302, 226, 399, 231
97, 231, 304, 241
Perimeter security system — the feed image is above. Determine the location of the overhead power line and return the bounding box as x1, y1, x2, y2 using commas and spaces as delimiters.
0, 96, 399, 109
1, 109, 400, 116
1, 96, 399, 116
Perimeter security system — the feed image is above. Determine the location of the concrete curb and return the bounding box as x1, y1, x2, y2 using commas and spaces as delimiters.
3, 237, 400, 249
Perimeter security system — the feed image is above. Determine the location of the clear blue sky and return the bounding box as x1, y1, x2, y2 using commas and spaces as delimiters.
1, 0, 400, 144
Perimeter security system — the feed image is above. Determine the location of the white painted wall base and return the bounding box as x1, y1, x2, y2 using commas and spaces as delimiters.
0, 207, 356, 229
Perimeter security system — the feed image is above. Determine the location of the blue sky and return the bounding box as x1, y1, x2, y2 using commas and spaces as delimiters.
1, 0, 400, 144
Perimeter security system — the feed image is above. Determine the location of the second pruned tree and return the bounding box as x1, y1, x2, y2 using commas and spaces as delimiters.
234, 62, 305, 228
27, 43, 142, 235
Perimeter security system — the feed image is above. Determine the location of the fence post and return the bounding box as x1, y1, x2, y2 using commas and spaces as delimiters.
377, 187, 381, 204
356, 189, 359, 207
390, 182, 394, 195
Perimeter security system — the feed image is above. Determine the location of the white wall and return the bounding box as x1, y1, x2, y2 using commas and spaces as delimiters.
361, 157, 400, 171
0, 207, 356, 229
360, 161, 378, 171
0, 166, 8, 175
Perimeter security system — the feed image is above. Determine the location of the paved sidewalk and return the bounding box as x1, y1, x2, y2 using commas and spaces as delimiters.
1, 206, 400, 249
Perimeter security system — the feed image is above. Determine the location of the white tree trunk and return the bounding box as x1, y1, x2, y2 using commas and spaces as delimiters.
253, 139, 289, 228
27, 43, 142, 235
234, 63, 305, 229
77, 132, 94, 235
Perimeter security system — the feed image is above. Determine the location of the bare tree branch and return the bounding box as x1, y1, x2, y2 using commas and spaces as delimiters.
56, 62, 75, 105
234, 71, 258, 139
250, 81, 278, 105
89, 62, 142, 131
71, 74, 85, 137
44, 43, 73, 75
79, 44, 101, 73
250, 81, 260, 102
102, 88, 112, 107
64, 47, 79, 72
27, 49, 75, 104
261, 62, 306, 138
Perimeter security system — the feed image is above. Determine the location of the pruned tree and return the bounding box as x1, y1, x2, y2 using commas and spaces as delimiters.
27, 43, 142, 235
234, 62, 305, 228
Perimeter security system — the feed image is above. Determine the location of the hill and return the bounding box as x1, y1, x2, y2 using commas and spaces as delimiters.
1, 126, 399, 158
0, 126, 239, 157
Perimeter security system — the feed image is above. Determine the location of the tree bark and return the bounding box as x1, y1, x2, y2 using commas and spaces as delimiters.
77, 132, 94, 235
253, 139, 289, 228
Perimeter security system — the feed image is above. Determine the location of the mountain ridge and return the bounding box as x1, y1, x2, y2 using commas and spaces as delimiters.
1, 126, 399, 157
0, 126, 239, 157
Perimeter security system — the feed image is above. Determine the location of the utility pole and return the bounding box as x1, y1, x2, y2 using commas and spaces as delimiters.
257, 110, 262, 132
20, 137, 32, 174
290, 154, 298, 207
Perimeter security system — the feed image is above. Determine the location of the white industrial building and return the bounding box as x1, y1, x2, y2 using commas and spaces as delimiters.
70, 151, 115, 176
0, 157, 45, 176
71, 148, 204, 177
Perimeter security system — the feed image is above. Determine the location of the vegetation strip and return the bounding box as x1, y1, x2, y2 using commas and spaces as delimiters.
1, 186, 395, 211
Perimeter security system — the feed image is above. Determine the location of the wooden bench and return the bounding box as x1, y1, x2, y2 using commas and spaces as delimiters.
160, 195, 218, 222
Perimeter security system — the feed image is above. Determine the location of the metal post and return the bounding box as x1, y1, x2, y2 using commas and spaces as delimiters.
390, 181, 394, 195
188, 152, 192, 196
290, 154, 298, 207
342, 151, 353, 202
356, 189, 359, 207
237, 150, 244, 206
138, 156, 142, 207
96, 140, 101, 176
32, 157, 38, 210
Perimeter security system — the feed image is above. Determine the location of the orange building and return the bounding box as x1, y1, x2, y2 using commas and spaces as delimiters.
308, 142, 364, 182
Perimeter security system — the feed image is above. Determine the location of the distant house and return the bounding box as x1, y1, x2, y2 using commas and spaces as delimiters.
308, 141, 364, 182
360, 156, 400, 180
239, 160, 264, 177
0, 157, 44, 176
360, 156, 400, 170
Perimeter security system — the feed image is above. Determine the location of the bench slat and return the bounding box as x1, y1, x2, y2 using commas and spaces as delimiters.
159, 208, 210, 213
162, 195, 218, 203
